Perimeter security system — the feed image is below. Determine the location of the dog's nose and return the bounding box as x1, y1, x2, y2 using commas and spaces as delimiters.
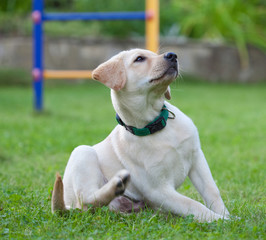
164, 52, 177, 62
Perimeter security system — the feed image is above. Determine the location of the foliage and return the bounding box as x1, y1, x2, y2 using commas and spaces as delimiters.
169, 0, 266, 66
0, 0, 31, 13
0, 0, 265, 62
71, 0, 145, 38
0, 81, 265, 239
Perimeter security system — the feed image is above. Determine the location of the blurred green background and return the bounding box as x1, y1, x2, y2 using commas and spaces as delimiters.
0, 0, 265, 54
0, 0, 265, 85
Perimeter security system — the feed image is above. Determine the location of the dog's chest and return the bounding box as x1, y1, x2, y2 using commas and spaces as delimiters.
116, 131, 194, 189
145, 146, 191, 188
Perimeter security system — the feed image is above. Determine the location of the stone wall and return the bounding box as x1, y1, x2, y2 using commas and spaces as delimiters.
0, 37, 265, 82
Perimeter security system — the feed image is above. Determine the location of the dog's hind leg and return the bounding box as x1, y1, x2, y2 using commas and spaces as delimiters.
64, 145, 130, 210
79, 169, 130, 209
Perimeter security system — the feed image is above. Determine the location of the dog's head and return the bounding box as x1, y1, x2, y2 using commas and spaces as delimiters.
92, 49, 178, 100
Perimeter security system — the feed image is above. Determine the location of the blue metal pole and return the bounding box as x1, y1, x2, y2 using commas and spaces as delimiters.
43, 12, 146, 21
32, 0, 44, 111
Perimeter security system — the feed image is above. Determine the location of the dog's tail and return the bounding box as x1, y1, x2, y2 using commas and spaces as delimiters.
51, 172, 66, 214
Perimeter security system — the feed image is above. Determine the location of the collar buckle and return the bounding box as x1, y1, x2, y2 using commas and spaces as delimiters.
125, 125, 134, 134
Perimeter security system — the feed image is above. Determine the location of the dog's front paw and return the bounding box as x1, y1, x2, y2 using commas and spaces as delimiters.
114, 170, 130, 196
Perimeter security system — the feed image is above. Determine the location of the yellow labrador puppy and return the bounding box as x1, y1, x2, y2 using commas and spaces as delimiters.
52, 49, 229, 222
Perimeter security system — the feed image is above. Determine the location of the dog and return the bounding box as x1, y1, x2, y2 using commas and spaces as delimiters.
51, 49, 230, 222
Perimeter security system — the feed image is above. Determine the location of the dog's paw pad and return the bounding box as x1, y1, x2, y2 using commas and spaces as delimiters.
114, 170, 130, 196
116, 170, 130, 186
116, 179, 123, 188
115, 179, 125, 196
115, 182, 126, 196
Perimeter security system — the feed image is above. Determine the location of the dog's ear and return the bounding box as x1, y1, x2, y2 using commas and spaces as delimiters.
164, 86, 171, 100
92, 56, 127, 91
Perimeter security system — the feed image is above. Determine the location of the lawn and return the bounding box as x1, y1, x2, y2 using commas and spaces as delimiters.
0, 81, 265, 239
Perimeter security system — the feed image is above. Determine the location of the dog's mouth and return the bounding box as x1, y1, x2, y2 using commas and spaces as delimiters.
149, 65, 178, 83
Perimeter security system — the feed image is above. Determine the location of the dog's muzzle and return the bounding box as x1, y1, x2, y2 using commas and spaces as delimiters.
149, 52, 178, 83
164, 52, 178, 74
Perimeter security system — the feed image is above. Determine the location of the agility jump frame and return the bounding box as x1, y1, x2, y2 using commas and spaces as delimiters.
32, 0, 159, 111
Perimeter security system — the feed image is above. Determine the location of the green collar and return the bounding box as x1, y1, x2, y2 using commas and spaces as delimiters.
116, 105, 175, 136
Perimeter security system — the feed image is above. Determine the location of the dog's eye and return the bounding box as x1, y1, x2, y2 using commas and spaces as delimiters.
134, 56, 146, 62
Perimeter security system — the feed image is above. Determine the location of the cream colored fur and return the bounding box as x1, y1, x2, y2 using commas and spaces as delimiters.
51, 49, 229, 222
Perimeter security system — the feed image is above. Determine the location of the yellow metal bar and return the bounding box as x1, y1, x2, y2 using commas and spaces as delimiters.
145, 0, 159, 53
43, 70, 93, 79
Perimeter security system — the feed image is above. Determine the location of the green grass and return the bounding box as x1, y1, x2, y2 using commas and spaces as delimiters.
0, 81, 265, 239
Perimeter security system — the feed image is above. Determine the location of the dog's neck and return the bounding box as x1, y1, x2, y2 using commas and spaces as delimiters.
111, 90, 165, 128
